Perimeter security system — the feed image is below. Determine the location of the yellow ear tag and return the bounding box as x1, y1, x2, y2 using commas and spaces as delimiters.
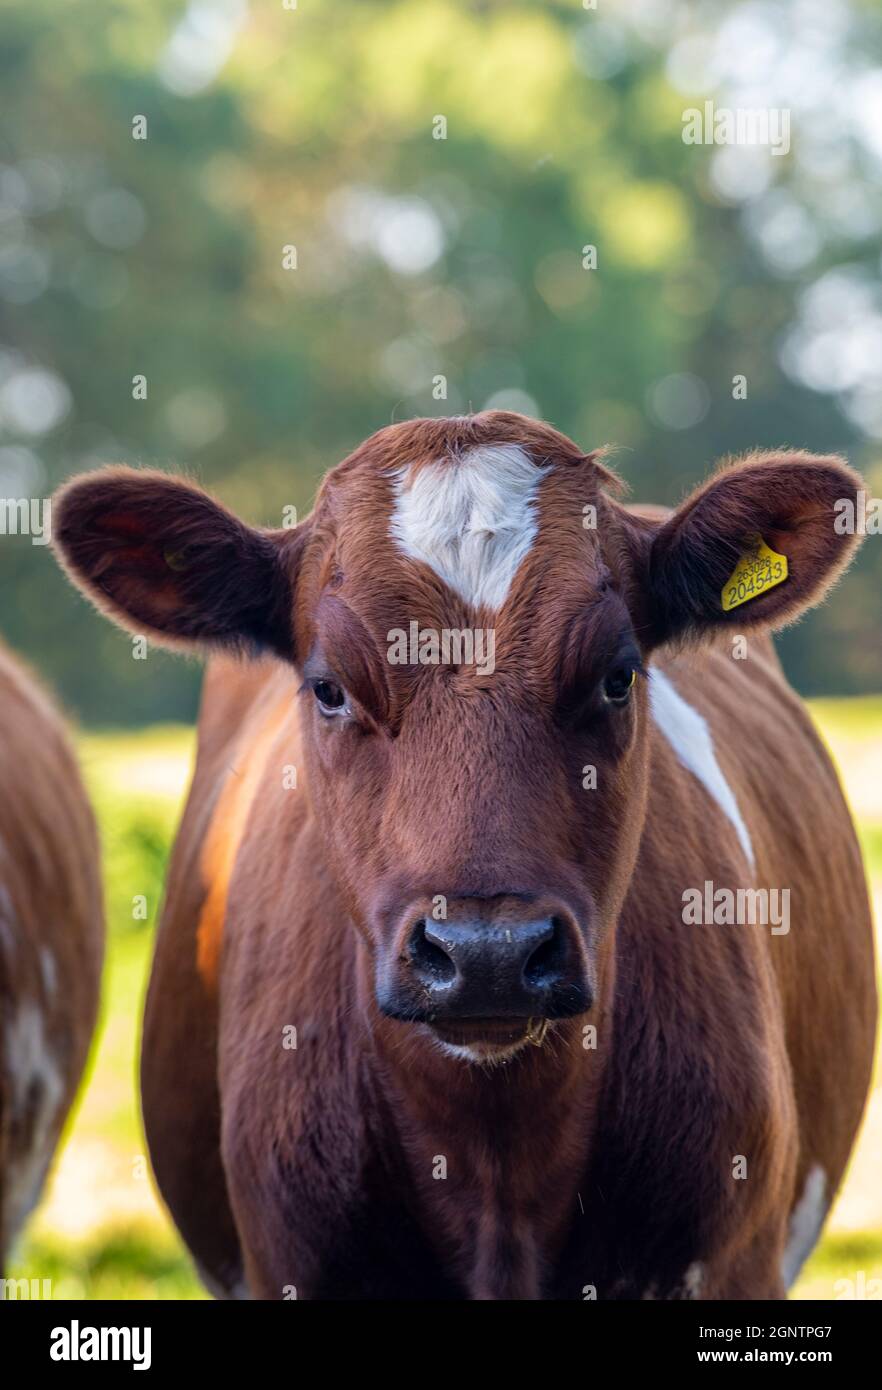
721, 535, 788, 612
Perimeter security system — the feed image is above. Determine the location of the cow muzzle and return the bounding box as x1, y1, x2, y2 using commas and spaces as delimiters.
376, 894, 593, 1053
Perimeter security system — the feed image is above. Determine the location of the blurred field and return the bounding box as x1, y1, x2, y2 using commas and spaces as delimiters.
7, 701, 882, 1300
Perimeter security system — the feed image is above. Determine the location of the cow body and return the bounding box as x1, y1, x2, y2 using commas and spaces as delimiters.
145, 626, 874, 1301
0, 643, 104, 1263
54, 412, 876, 1299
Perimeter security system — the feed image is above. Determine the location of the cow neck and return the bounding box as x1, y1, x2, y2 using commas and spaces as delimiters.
362, 948, 617, 1299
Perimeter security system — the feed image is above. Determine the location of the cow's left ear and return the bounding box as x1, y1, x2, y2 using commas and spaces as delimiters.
53, 466, 310, 661
644, 451, 865, 648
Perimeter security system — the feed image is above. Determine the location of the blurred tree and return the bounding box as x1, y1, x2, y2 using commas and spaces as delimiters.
0, 0, 880, 722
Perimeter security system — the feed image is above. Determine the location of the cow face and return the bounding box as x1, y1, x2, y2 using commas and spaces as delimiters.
54, 412, 863, 1062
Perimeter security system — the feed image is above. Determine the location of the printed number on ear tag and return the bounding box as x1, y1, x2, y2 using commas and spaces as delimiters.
721, 535, 788, 613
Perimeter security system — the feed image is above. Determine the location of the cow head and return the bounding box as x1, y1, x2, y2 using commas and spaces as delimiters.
54, 412, 863, 1063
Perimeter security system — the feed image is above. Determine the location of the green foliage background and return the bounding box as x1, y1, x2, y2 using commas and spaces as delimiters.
1, 0, 882, 722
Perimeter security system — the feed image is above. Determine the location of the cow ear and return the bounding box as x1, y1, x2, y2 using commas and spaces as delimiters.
53, 467, 307, 660
645, 451, 865, 649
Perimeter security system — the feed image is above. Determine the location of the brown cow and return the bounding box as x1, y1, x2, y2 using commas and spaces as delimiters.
54, 411, 876, 1300
0, 642, 103, 1267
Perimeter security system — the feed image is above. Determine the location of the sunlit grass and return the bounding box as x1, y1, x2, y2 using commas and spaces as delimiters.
810, 696, 882, 741
6, 700, 881, 1300
18, 1228, 203, 1302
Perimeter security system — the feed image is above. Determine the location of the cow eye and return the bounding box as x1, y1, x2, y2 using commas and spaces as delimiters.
312, 679, 348, 716
602, 664, 637, 705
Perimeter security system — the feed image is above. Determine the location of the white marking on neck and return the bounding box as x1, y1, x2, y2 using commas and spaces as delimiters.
649, 668, 755, 869
389, 444, 543, 611
782, 1165, 827, 1289
641, 1262, 703, 1301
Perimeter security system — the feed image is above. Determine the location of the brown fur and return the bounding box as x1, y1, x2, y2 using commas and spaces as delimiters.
0, 643, 104, 1264
53, 411, 876, 1299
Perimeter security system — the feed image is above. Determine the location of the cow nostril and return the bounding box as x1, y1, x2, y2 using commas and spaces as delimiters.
408, 920, 457, 986
523, 917, 568, 989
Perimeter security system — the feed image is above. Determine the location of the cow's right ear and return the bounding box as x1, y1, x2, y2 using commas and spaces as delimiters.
53, 467, 307, 660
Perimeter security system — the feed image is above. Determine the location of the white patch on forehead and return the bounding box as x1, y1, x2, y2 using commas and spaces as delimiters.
649, 669, 755, 869
782, 1164, 827, 1289
389, 443, 543, 611
3, 1000, 65, 1247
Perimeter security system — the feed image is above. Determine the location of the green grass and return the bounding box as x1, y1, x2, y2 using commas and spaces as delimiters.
6, 701, 882, 1300
809, 696, 882, 741
16, 1229, 204, 1302
859, 824, 882, 884
793, 1233, 882, 1302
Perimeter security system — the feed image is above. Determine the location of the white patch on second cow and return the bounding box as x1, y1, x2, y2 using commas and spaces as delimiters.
389, 444, 543, 611
782, 1164, 827, 1289
2, 1000, 65, 1246
40, 946, 58, 999
0, 880, 15, 958
649, 669, 755, 869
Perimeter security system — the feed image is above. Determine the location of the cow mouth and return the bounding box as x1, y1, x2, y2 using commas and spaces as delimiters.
428, 1017, 548, 1051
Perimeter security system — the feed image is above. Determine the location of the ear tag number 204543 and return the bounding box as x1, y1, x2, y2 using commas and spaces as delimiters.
721, 535, 789, 613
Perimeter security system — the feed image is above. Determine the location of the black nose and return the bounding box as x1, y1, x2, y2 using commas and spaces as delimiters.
408, 915, 580, 1018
